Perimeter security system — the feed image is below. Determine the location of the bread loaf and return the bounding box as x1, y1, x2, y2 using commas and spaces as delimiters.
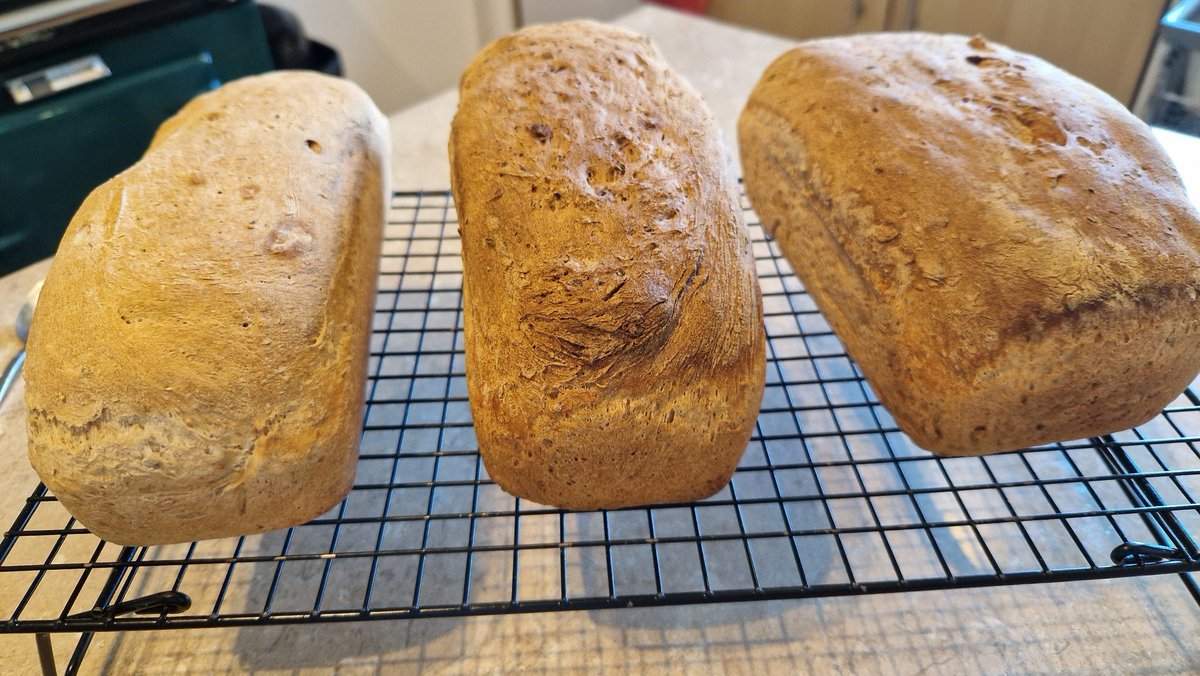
739, 33, 1200, 455
450, 21, 765, 508
24, 71, 389, 545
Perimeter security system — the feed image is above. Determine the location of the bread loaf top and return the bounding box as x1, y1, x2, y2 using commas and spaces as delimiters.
452, 21, 759, 408
450, 21, 764, 506
745, 33, 1200, 374
25, 71, 389, 540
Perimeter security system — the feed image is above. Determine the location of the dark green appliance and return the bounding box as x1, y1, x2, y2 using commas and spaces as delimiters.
0, 0, 276, 276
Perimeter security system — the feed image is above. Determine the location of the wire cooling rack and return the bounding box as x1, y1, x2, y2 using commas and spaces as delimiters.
4, 188, 1200, 670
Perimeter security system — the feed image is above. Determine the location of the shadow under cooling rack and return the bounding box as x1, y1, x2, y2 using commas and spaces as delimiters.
4, 188, 1200, 637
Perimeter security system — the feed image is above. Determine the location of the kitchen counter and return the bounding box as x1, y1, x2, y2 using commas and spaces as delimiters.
3, 6, 1200, 673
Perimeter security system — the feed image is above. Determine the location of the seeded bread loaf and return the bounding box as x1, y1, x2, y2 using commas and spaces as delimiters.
739, 33, 1200, 455
450, 21, 766, 508
25, 71, 389, 545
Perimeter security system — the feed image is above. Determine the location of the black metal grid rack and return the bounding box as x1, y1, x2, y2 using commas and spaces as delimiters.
5, 189, 1200, 671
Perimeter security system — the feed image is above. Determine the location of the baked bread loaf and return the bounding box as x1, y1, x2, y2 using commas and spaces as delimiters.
739, 33, 1200, 455
450, 21, 765, 508
24, 71, 389, 545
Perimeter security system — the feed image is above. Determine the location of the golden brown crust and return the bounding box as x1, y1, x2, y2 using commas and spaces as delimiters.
739, 32, 1200, 454
450, 21, 765, 508
24, 71, 390, 545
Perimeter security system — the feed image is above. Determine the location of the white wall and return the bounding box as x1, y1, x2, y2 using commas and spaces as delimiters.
264, 0, 645, 116
264, 0, 516, 116
519, 0, 642, 24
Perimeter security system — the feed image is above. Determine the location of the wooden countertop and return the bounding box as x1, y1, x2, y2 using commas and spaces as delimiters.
2, 6, 1200, 674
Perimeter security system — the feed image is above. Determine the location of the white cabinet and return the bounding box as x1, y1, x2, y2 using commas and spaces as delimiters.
910, 0, 1162, 105
707, 0, 1165, 105
708, 0, 891, 39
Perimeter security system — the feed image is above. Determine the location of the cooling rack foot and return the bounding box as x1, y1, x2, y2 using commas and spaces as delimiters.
35, 633, 56, 676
